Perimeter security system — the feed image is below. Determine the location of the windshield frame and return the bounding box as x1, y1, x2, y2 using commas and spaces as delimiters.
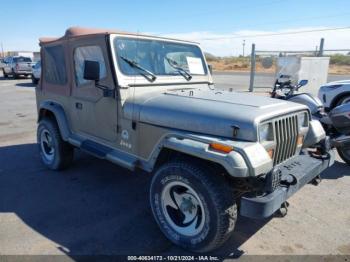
109, 34, 212, 87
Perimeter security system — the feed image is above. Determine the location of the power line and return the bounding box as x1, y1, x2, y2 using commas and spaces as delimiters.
229, 12, 350, 30
157, 11, 350, 40
198, 26, 350, 40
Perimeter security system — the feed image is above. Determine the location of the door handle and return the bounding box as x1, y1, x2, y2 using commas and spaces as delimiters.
75, 102, 83, 110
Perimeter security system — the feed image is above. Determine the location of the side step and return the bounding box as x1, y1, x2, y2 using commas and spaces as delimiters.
81, 140, 112, 158
80, 139, 136, 171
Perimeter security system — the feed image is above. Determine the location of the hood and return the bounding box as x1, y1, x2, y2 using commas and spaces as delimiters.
322, 80, 350, 86
124, 88, 307, 141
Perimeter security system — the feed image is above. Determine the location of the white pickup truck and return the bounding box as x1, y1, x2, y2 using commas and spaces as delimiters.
2, 56, 34, 78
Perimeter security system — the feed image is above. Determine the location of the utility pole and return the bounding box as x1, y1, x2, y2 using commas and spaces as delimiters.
249, 43, 256, 92
0, 42, 3, 58
242, 40, 246, 57
319, 38, 324, 56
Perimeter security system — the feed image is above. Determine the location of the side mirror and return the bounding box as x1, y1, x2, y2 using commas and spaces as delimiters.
83, 60, 100, 81
299, 79, 308, 87
208, 64, 213, 75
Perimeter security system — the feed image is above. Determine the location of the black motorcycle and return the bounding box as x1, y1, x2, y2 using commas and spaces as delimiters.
271, 75, 350, 165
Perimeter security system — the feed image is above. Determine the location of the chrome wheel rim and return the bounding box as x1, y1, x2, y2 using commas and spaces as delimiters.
40, 129, 55, 162
161, 181, 205, 237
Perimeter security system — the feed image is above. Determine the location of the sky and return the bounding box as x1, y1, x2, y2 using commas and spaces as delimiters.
0, 0, 349, 56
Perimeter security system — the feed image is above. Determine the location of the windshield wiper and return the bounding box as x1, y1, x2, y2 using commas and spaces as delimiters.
165, 57, 192, 81
120, 56, 157, 82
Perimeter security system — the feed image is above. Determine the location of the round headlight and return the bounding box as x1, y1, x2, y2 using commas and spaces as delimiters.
297, 112, 308, 129
259, 123, 273, 141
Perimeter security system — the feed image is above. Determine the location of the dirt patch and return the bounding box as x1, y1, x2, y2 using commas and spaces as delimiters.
210, 60, 350, 75
295, 243, 305, 250
329, 65, 350, 75
0, 131, 35, 144
0, 122, 11, 126
280, 245, 295, 253
337, 244, 350, 254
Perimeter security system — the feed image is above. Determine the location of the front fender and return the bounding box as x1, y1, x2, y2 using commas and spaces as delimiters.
164, 137, 249, 177
144, 133, 273, 177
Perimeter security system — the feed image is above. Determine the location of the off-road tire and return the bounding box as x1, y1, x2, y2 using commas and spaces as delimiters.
150, 160, 237, 252
37, 118, 74, 170
32, 77, 39, 85
336, 95, 350, 107
337, 146, 350, 165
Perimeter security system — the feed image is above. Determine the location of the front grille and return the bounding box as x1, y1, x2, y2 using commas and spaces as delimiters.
273, 114, 299, 165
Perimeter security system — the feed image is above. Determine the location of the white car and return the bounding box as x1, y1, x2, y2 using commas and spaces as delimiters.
318, 80, 350, 111
31, 60, 41, 84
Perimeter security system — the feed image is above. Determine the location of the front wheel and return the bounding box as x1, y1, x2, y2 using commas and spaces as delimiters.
337, 146, 350, 165
150, 161, 237, 252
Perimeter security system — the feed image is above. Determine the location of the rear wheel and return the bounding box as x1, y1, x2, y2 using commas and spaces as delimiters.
37, 118, 74, 170
336, 95, 350, 107
337, 146, 350, 165
150, 160, 237, 252
12, 70, 19, 79
32, 76, 39, 84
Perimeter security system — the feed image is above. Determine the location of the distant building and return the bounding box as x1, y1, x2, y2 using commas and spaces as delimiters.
3, 51, 40, 61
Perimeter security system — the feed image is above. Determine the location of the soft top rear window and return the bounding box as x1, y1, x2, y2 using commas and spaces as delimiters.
43, 45, 67, 85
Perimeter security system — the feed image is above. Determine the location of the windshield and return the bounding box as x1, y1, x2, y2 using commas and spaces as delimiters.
114, 37, 207, 77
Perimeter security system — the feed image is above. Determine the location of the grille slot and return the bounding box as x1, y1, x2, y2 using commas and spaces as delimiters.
273, 115, 299, 165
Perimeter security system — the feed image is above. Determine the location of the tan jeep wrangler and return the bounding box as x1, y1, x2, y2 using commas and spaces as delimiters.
36, 27, 334, 252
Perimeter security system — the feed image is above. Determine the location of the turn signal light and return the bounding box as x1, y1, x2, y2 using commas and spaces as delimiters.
297, 135, 304, 146
209, 143, 233, 153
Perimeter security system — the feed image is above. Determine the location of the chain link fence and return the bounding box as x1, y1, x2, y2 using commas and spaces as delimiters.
248, 41, 350, 95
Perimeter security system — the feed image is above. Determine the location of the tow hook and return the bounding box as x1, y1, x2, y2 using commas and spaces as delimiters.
276, 201, 289, 217
280, 174, 297, 186
311, 175, 322, 186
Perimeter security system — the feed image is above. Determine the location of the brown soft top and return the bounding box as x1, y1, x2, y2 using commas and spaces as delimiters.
39, 27, 197, 45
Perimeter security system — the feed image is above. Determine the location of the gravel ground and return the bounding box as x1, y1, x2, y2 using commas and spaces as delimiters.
0, 73, 349, 259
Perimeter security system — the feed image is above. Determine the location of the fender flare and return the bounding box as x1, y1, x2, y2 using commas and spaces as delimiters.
38, 101, 71, 141
143, 134, 251, 177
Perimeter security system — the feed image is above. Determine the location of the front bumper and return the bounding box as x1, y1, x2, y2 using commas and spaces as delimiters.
240, 151, 335, 219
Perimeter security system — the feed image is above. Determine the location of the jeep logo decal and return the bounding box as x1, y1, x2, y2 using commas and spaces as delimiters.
121, 129, 129, 140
